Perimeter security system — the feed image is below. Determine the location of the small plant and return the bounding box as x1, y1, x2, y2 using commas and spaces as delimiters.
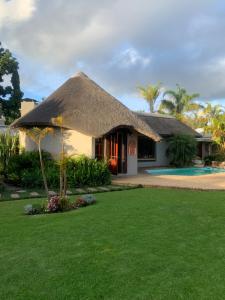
46, 196, 60, 212
24, 203, 43, 215
73, 194, 96, 208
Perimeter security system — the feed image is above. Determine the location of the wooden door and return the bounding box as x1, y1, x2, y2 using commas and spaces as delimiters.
107, 133, 118, 175
106, 131, 127, 175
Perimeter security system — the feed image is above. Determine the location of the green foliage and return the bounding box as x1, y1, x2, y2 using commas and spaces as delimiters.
0, 42, 23, 123
167, 134, 197, 167
24, 203, 43, 215
205, 114, 225, 150
0, 131, 19, 177
7, 152, 111, 188
7, 151, 57, 188
138, 82, 161, 113
203, 155, 216, 166
67, 155, 111, 187
159, 84, 200, 117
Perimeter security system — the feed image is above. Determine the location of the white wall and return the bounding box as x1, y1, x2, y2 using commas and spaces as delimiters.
127, 133, 138, 175
20, 128, 95, 159
138, 140, 169, 168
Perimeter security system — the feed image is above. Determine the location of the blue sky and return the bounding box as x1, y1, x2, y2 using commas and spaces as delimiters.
1, 0, 225, 111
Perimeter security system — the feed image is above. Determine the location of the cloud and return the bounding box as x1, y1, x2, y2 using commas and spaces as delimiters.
1, 0, 225, 106
0, 0, 36, 28
110, 48, 151, 69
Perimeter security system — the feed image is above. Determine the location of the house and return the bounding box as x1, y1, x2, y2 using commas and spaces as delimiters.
12, 72, 207, 175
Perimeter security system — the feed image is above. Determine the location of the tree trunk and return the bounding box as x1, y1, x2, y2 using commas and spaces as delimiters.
38, 140, 50, 201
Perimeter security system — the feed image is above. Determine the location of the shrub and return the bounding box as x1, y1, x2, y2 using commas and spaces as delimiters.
24, 203, 43, 215
167, 134, 197, 167
0, 131, 19, 177
72, 194, 96, 208
7, 152, 110, 188
7, 151, 58, 187
67, 155, 111, 187
46, 196, 60, 212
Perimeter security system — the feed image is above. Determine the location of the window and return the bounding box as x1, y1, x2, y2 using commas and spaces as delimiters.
138, 136, 156, 160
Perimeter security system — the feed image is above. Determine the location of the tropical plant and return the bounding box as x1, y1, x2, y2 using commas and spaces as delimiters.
20, 127, 54, 200
138, 82, 161, 113
159, 84, 200, 118
167, 134, 197, 167
205, 114, 225, 151
0, 131, 19, 177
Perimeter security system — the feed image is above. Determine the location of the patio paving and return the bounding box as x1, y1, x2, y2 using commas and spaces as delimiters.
11, 193, 20, 199
112, 172, 225, 190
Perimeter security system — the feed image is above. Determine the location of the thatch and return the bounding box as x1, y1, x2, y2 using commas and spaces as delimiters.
12, 72, 161, 141
135, 112, 201, 137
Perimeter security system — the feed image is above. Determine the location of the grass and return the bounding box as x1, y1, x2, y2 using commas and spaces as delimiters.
1, 188, 225, 299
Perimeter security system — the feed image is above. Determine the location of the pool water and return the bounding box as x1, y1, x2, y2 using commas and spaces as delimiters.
146, 167, 225, 176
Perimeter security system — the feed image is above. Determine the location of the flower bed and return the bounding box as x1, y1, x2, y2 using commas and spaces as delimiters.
24, 194, 96, 215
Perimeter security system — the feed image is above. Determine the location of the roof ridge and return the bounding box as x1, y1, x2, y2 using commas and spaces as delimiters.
134, 112, 175, 119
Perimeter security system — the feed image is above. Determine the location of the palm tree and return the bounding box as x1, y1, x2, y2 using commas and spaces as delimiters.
21, 127, 54, 200
138, 82, 161, 113
51, 116, 67, 200
203, 103, 224, 119
159, 84, 200, 118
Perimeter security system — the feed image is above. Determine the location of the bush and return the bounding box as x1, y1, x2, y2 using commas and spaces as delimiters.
0, 131, 19, 177
24, 203, 43, 215
71, 194, 96, 209
67, 155, 111, 187
167, 134, 197, 167
76, 194, 96, 206
46, 196, 60, 212
7, 151, 58, 188
7, 152, 110, 188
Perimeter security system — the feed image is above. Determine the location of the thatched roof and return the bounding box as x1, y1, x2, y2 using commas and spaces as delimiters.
12, 72, 161, 141
135, 112, 201, 137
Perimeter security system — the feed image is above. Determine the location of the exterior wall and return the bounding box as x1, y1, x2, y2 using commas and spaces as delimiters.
138, 139, 170, 168
127, 132, 138, 175
19, 128, 95, 159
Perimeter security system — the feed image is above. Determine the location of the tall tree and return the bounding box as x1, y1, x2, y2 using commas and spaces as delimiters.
159, 84, 200, 118
138, 82, 161, 113
0, 42, 23, 124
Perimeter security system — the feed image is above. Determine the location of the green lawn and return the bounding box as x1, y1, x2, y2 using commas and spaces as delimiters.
1, 188, 225, 300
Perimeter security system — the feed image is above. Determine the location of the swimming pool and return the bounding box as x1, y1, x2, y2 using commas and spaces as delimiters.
146, 167, 225, 176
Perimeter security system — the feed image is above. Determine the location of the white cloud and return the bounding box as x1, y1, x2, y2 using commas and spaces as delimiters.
110, 48, 151, 69
0, 0, 36, 28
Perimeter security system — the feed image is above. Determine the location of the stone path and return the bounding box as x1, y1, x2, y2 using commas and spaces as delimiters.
11, 193, 20, 199
49, 191, 57, 196
75, 188, 86, 193
98, 187, 110, 191
30, 192, 40, 197
87, 187, 98, 192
